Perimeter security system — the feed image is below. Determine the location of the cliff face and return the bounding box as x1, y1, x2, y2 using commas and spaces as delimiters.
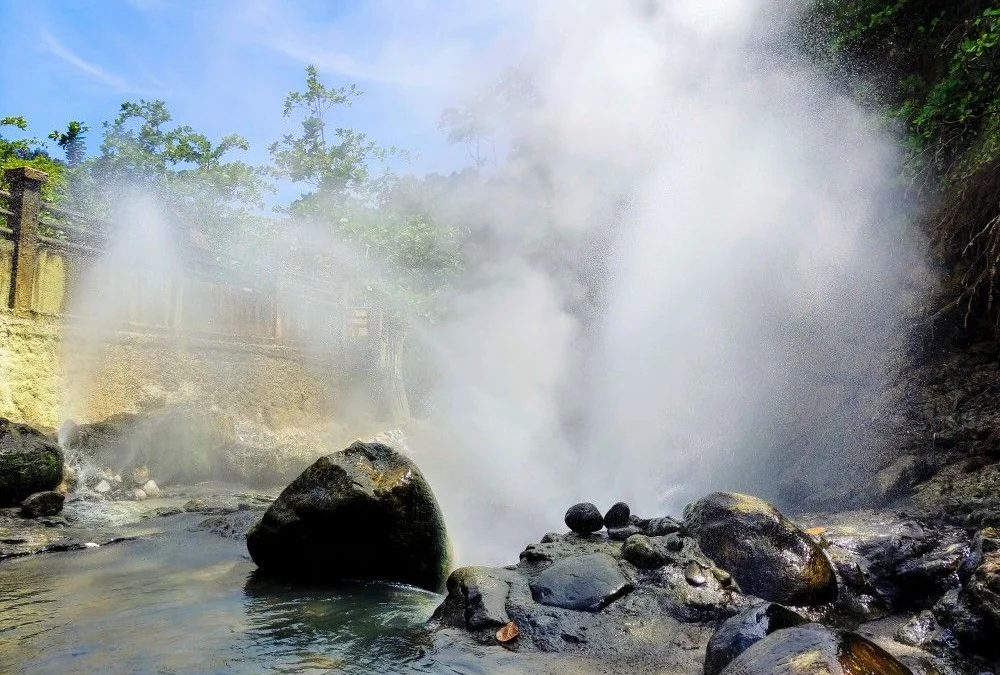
772, 2, 1000, 517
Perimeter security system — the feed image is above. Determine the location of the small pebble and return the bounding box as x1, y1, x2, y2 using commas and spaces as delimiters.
133, 489, 148, 501
94, 480, 111, 494
684, 561, 707, 586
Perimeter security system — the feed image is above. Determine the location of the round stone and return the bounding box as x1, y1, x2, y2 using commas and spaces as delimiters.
622, 534, 667, 569
604, 502, 631, 528
565, 502, 604, 534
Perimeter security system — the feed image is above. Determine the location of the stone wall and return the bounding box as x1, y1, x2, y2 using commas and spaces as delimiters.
0, 311, 343, 431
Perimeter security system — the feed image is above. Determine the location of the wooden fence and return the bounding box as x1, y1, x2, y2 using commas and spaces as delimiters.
0, 167, 382, 352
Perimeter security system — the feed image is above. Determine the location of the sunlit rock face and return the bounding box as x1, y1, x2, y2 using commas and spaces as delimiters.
683, 492, 837, 606
247, 441, 450, 592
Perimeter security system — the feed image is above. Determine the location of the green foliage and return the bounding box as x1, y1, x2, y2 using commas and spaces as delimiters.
273, 66, 462, 315
48, 121, 89, 166
270, 65, 392, 208
82, 100, 273, 244
0, 116, 66, 204
804, 0, 1000, 184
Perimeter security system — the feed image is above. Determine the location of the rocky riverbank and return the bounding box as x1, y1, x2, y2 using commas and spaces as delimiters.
425, 493, 995, 674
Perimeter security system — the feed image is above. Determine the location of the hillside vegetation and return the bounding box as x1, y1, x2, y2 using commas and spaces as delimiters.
804, 0, 1000, 337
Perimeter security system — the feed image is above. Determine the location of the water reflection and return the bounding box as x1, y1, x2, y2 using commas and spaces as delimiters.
0, 514, 440, 675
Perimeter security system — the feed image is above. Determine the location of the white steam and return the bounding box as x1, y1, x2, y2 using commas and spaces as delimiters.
404, 0, 924, 565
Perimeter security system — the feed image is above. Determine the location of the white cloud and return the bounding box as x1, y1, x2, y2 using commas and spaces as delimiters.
39, 29, 157, 94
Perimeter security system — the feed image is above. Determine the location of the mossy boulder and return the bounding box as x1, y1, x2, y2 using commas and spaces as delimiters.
683, 492, 837, 606
246, 441, 450, 592
0, 418, 63, 507
719, 624, 912, 674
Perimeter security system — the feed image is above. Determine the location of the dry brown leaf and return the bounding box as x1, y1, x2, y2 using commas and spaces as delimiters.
805, 526, 827, 536
496, 621, 519, 643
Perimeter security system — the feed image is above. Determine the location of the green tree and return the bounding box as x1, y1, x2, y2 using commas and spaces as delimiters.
83, 100, 272, 244
273, 66, 462, 315
48, 121, 89, 166
0, 116, 66, 203
270, 65, 391, 212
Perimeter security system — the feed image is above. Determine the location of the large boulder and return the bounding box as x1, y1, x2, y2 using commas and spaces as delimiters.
683, 492, 837, 606
719, 624, 913, 674
705, 602, 808, 675
0, 418, 63, 506
246, 441, 450, 592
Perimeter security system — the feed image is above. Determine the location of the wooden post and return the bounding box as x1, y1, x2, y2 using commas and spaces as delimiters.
4, 167, 47, 312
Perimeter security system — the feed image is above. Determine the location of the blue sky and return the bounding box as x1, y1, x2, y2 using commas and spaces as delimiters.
0, 0, 522, 203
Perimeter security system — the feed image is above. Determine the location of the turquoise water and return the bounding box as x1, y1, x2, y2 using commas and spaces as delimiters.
0, 513, 447, 675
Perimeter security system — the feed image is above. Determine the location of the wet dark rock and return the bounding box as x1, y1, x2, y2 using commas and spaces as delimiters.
607, 524, 642, 541
433, 566, 512, 630
933, 588, 991, 654
967, 551, 1000, 632
603, 502, 630, 528
20, 490, 64, 518
645, 516, 682, 536
621, 534, 665, 569
193, 509, 261, 540
683, 492, 837, 606
564, 503, 604, 534
874, 454, 933, 505
528, 553, 633, 611
0, 418, 64, 507
894, 610, 939, 648
719, 623, 913, 675
246, 441, 449, 592
704, 602, 808, 675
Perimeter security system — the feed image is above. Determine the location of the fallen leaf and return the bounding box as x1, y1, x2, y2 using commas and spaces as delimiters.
805, 527, 827, 536
496, 621, 519, 643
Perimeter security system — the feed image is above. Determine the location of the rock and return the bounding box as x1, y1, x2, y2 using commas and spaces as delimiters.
685, 561, 708, 586
607, 524, 643, 541
704, 602, 808, 675
130, 465, 150, 486
564, 503, 604, 534
719, 624, 913, 674
56, 463, 76, 494
57, 419, 79, 449
246, 441, 450, 592
933, 588, 990, 653
645, 516, 682, 536
141, 480, 160, 498
20, 490, 65, 518
683, 492, 837, 606
433, 566, 512, 630
873, 454, 931, 504
0, 418, 64, 507
193, 510, 263, 540
894, 610, 938, 647
622, 534, 666, 569
94, 479, 111, 494
528, 553, 633, 611
133, 489, 148, 501
967, 551, 1000, 631
603, 502, 630, 528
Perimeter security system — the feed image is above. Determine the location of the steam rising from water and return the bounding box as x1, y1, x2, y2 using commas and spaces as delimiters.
60, 1, 926, 567
405, 0, 924, 564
